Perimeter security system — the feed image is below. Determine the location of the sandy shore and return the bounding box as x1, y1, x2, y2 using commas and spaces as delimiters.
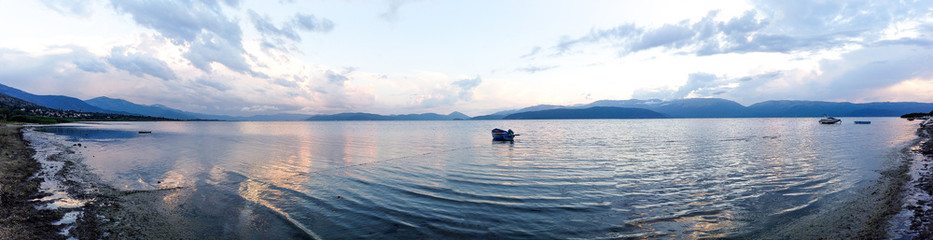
752, 141, 913, 239
2, 124, 308, 239
0, 125, 188, 239
903, 126, 933, 237
0, 125, 62, 239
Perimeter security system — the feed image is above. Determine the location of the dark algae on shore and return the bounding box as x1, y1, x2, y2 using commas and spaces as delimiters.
904, 126, 933, 237
0, 125, 187, 239
21, 126, 311, 239
0, 126, 62, 239
0, 124, 313, 239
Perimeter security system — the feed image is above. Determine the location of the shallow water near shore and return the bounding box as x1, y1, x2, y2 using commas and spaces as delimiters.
28, 118, 921, 238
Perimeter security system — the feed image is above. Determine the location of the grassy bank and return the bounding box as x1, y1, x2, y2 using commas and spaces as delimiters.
0, 125, 63, 239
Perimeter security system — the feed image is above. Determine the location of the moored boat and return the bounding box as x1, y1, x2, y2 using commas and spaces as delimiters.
921, 118, 933, 127
819, 114, 841, 124
492, 128, 516, 141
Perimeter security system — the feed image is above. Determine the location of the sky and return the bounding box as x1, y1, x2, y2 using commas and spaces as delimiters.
0, 0, 932, 117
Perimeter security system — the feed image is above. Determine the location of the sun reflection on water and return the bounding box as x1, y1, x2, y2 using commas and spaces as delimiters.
39, 118, 920, 239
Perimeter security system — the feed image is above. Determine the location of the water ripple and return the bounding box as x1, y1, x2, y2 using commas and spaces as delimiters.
37, 118, 919, 238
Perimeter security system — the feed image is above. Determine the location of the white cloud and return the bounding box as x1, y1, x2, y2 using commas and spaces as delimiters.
110, 0, 259, 77
241, 105, 279, 112
106, 46, 177, 80
40, 0, 95, 17
294, 13, 334, 33
3, 0, 933, 117
380, 0, 420, 22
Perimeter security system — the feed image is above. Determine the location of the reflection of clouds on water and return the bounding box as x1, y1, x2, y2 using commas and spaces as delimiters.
34, 118, 919, 238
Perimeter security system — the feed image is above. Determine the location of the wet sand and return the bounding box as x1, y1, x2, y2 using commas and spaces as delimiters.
904, 126, 933, 237
73, 180, 311, 239
763, 147, 911, 239
745, 137, 915, 239
0, 125, 62, 239
0, 125, 314, 239
0, 125, 200, 239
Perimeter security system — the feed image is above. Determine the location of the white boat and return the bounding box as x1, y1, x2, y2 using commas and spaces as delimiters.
920, 118, 933, 127
819, 114, 841, 124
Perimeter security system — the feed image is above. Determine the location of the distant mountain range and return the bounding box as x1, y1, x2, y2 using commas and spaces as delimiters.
82, 96, 316, 121
474, 98, 933, 119
502, 107, 666, 119
3, 82, 933, 121
0, 83, 471, 121
0, 92, 168, 123
0, 83, 117, 113
306, 112, 469, 121
85, 97, 200, 120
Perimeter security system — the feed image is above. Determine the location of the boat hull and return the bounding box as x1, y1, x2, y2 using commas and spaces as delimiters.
921, 119, 933, 127
491, 128, 515, 141
492, 134, 514, 141
819, 115, 841, 124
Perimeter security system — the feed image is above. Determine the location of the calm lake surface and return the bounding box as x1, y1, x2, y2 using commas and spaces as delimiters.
33, 118, 919, 238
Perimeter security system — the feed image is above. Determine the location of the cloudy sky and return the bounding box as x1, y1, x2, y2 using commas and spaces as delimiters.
1, 0, 932, 116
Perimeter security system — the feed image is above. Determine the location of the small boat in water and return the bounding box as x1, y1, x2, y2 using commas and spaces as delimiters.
138, 131, 152, 134
819, 114, 841, 124
492, 128, 517, 141
854, 121, 871, 124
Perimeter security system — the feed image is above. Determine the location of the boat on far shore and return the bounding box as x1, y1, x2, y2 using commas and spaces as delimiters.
819, 114, 841, 124
921, 119, 933, 127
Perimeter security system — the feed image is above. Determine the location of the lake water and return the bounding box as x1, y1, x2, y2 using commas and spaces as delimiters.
28, 118, 921, 238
